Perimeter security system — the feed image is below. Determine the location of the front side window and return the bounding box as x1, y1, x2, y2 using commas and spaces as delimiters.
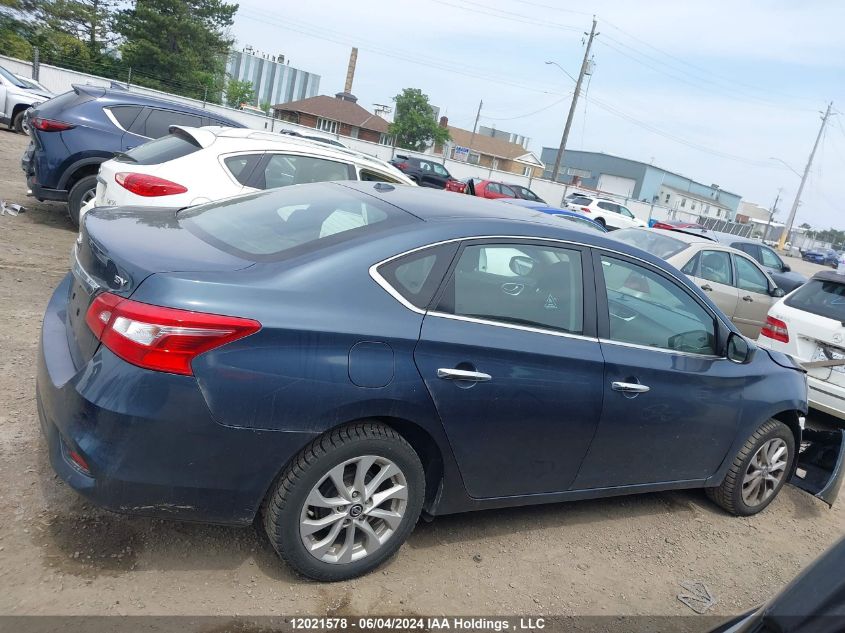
760, 246, 784, 270
698, 250, 733, 285
437, 243, 584, 335
259, 154, 353, 189
619, 206, 634, 219
599, 256, 716, 355
734, 255, 769, 294
359, 169, 401, 183
500, 184, 517, 197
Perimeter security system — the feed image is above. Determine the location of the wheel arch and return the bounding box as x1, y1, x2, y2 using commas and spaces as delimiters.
58, 157, 108, 190
11, 102, 30, 122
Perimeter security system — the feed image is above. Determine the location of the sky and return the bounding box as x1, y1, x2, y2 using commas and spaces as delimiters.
231, 0, 845, 228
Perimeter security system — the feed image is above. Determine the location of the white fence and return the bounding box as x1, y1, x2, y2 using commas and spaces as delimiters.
7, 53, 749, 227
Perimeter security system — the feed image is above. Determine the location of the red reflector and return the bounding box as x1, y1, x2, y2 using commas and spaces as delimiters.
68, 449, 91, 474
115, 173, 188, 197
85, 292, 261, 375
760, 316, 789, 343
30, 117, 76, 132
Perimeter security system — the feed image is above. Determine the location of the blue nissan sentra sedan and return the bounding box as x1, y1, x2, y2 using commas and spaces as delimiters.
37, 181, 844, 581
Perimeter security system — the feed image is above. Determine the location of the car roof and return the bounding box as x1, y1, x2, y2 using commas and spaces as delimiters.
174, 126, 410, 179
623, 227, 718, 246
72, 84, 244, 126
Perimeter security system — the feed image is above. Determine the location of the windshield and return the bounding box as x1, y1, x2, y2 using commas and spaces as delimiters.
0, 66, 29, 89
611, 228, 690, 259
179, 183, 416, 261
785, 279, 845, 322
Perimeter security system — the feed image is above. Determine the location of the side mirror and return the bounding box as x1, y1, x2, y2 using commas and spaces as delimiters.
782, 264, 791, 272
727, 332, 756, 364
771, 287, 786, 298
509, 255, 536, 276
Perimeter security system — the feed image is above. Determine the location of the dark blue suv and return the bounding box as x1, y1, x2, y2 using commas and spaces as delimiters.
22, 85, 244, 226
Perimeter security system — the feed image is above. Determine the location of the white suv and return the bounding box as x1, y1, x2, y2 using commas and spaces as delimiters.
565, 194, 646, 230
84, 126, 413, 217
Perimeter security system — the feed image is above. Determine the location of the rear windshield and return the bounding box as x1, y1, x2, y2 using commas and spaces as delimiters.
785, 279, 845, 322
178, 183, 416, 261
118, 130, 201, 165
569, 196, 593, 206
611, 228, 689, 259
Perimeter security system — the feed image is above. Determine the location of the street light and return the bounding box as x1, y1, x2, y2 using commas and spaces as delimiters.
545, 61, 578, 84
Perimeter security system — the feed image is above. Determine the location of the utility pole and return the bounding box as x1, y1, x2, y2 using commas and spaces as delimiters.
467, 100, 483, 164
779, 102, 833, 250
762, 188, 782, 243
550, 16, 598, 183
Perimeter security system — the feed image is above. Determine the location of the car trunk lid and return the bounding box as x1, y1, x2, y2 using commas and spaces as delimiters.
67, 206, 254, 367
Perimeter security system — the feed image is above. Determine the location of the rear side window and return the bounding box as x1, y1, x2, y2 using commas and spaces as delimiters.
786, 279, 845, 321
611, 229, 688, 259
377, 243, 458, 309
224, 154, 263, 185
179, 184, 415, 261
108, 105, 144, 130
120, 130, 201, 165
359, 169, 401, 183
258, 154, 354, 189
144, 109, 203, 138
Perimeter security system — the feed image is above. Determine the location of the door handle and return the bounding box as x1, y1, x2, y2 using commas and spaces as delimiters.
701, 284, 713, 291
742, 295, 753, 302
611, 381, 650, 394
437, 368, 492, 382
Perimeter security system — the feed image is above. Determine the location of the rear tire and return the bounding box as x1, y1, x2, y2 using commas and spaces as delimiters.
706, 419, 795, 516
67, 175, 98, 228
263, 422, 425, 581
12, 111, 26, 134
595, 217, 606, 228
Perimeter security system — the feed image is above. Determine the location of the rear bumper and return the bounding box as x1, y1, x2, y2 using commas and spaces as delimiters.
808, 377, 845, 421
37, 274, 318, 524
26, 175, 67, 202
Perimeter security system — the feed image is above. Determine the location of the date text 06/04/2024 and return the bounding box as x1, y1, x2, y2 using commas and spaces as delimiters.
291, 617, 546, 631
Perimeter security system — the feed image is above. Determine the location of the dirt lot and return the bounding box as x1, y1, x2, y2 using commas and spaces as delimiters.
0, 128, 842, 621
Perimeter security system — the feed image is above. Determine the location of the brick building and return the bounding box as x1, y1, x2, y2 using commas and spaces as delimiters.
272, 92, 391, 145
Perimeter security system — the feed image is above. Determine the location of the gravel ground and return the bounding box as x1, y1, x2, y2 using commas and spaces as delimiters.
0, 128, 842, 622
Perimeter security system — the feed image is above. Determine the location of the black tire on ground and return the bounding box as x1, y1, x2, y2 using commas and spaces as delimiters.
67, 175, 98, 228
12, 111, 26, 134
263, 422, 425, 581
706, 419, 795, 516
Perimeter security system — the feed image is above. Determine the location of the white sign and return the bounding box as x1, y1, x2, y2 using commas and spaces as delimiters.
453, 145, 470, 162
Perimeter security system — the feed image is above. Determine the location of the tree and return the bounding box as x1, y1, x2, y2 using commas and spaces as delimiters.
114, 0, 238, 102
389, 88, 449, 151
38, 0, 117, 57
225, 78, 254, 107
799, 222, 811, 229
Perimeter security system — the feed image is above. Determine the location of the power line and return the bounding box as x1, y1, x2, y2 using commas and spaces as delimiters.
481, 95, 570, 120
429, 0, 582, 32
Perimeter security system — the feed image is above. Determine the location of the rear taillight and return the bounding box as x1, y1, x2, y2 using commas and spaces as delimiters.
30, 117, 76, 132
86, 293, 261, 376
652, 222, 670, 229
396, 162, 408, 170
115, 173, 188, 197
760, 316, 789, 343
580, 207, 591, 213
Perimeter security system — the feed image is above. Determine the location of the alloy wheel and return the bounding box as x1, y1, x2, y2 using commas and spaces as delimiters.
741, 438, 789, 507
299, 455, 408, 565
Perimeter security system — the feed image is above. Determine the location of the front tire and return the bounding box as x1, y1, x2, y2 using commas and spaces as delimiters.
67, 175, 98, 228
707, 419, 795, 516
13, 111, 26, 134
263, 422, 425, 581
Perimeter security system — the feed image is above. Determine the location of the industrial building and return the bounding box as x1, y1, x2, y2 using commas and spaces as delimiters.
540, 149, 742, 220
225, 47, 320, 109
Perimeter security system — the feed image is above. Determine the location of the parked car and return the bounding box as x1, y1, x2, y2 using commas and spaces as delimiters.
38, 181, 841, 581
22, 84, 245, 226
711, 535, 845, 633
465, 178, 545, 203
802, 248, 840, 267
0, 65, 53, 134
611, 228, 785, 338
500, 198, 607, 232
389, 155, 465, 191
650, 219, 704, 230
82, 126, 413, 217
758, 270, 845, 422
564, 194, 647, 230
702, 231, 808, 294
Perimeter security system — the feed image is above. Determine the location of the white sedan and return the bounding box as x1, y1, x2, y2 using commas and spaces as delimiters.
757, 269, 845, 421
564, 194, 647, 230
82, 126, 413, 220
